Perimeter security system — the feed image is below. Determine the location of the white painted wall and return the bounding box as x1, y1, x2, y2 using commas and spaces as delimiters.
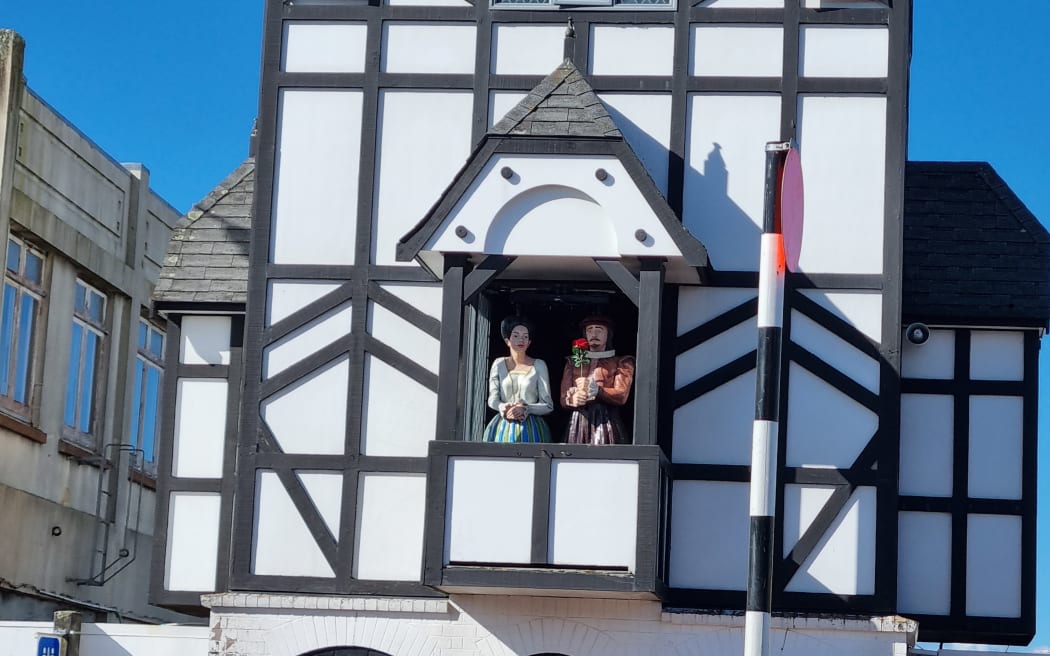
377, 282, 443, 321
675, 319, 755, 387
447, 458, 534, 565
271, 89, 362, 265
691, 26, 783, 77
263, 304, 352, 378
791, 310, 880, 393
786, 364, 877, 469
360, 354, 437, 456
282, 22, 368, 73
549, 461, 638, 571
898, 511, 952, 615
261, 358, 349, 454
968, 395, 1023, 500
491, 25, 565, 75
800, 26, 889, 78
490, 91, 527, 127
966, 514, 1022, 618
599, 93, 672, 194
354, 473, 427, 581
589, 26, 675, 77
673, 370, 755, 465
899, 394, 953, 497
799, 291, 882, 344
164, 492, 221, 591
267, 281, 341, 326
669, 480, 749, 589
901, 328, 954, 379
382, 23, 476, 74
368, 300, 439, 373
298, 471, 343, 537
0, 623, 210, 656
172, 379, 228, 479
785, 487, 876, 595
253, 472, 334, 578
677, 287, 756, 333
970, 330, 1024, 380
180, 316, 231, 365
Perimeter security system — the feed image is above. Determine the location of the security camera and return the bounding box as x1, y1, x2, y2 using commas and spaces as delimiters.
905, 323, 930, 346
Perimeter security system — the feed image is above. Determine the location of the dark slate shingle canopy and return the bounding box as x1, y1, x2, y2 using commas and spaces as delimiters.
154, 158, 254, 307
903, 161, 1050, 328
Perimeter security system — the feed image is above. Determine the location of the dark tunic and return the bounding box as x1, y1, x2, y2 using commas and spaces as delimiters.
559, 354, 635, 445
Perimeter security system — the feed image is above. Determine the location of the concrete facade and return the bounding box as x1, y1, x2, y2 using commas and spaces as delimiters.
0, 30, 189, 623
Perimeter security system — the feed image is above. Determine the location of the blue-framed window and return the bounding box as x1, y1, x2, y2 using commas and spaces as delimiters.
0, 237, 45, 414
130, 318, 164, 472
64, 280, 106, 441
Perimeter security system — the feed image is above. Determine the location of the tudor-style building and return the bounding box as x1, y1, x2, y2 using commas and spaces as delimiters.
150, 1, 1048, 654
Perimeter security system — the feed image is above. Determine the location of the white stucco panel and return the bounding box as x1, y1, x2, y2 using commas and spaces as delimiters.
677, 287, 757, 334
447, 458, 534, 565
180, 315, 231, 365
492, 25, 566, 75
799, 290, 882, 344
966, 514, 1022, 618
263, 304, 352, 379
899, 394, 954, 497
670, 481, 749, 590
786, 364, 877, 469
354, 473, 427, 581
253, 472, 334, 578
800, 26, 889, 78
599, 93, 672, 195
549, 460, 638, 571
790, 310, 879, 393
297, 471, 344, 538
165, 492, 221, 591
900, 328, 954, 379
261, 357, 349, 455
382, 23, 476, 74
490, 91, 527, 128
368, 301, 439, 374
691, 26, 784, 77
377, 282, 443, 321
970, 329, 1025, 381
427, 155, 681, 259
360, 354, 437, 457
673, 370, 755, 465
282, 22, 368, 73
968, 395, 1023, 500
675, 318, 755, 387
589, 26, 675, 77
785, 486, 876, 595
267, 281, 342, 326
172, 379, 228, 479
782, 484, 836, 557
898, 511, 952, 616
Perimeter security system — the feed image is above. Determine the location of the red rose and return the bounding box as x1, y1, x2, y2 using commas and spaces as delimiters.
573, 338, 588, 349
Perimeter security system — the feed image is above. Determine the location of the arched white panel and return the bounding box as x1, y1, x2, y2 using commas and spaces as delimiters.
790, 311, 879, 393
899, 394, 953, 497
669, 481, 749, 589
969, 396, 1023, 500
796, 95, 886, 274
180, 316, 231, 365
447, 458, 534, 564
691, 26, 784, 77
368, 301, 439, 374
900, 328, 954, 379
173, 379, 227, 479
493, 187, 614, 255
599, 94, 672, 194
490, 91, 527, 128
677, 287, 756, 334
165, 492, 221, 591
785, 487, 876, 595
377, 282, 443, 321
263, 304, 352, 378
782, 485, 835, 556
549, 461, 638, 571
786, 364, 877, 469
970, 330, 1025, 381
262, 357, 349, 455
799, 26, 889, 78
253, 472, 334, 578
360, 355, 436, 457
673, 371, 754, 465
799, 290, 882, 344
589, 26, 674, 77
297, 471, 343, 537
898, 511, 951, 615
267, 281, 341, 326
372, 91, 472, 265
683, 94, 781, 271
382, 23, 476, 74
675, 319, 755, 388
492, 25, 565, 75
354, 473, 427, 581
282, 22, 367, 73
966, 514, 1022, 618
272, 89, 361, 265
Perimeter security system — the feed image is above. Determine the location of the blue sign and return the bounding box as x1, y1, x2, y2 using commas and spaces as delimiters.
37, 636, 63, 656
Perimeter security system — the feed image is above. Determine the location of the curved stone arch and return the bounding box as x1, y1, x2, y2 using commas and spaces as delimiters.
266, 615, 435, 656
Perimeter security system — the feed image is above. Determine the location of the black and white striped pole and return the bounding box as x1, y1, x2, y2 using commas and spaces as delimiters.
743, 140, 792, 656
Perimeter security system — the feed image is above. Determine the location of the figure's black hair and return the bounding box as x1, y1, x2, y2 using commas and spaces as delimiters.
500, 316, 534, 340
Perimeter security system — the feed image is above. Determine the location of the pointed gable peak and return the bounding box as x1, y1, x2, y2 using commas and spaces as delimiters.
491, 60, 622, 138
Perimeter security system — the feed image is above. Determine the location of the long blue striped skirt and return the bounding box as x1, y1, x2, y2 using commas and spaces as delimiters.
482, 414, 551, 443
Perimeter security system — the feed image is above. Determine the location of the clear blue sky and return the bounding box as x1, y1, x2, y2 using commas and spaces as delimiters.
3, 1, 1049, 650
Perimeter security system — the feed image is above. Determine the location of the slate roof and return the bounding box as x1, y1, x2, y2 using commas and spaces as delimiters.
490, 60, 621, 138
903, 161, 1050, 328
153, 158, 253, 306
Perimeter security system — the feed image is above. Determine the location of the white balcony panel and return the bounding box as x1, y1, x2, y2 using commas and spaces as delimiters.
599, 94, 672, 194
899, 394, 953, 497
684, 94, 781, 271
382, 23, 476, 74
372, 91, 472, 265
492, 25, 565, 75
970, 330, 1025, 381
272, 90, 361, 265
675, 319, 755, 387
673, 371, 754, 465
253, 472, 334, 578
967, 514, 1022, 618
267, 281, 341, 327
173, 379, 228, 479
361, 355, 436, 457
786, 364, 877, 469
590, 26, 674, 77
282, 22, 368, 73
796, 95, 886, 274
298, 471, 343, 537
786, 486, 876, 595
262, 358, 349, 455
901, 328, 954, 379
898, 511, 952, 615
677, 287, 756, 334
790, 310, 879, 393
165, 492, 221, 591
377, 282, 443, 321
669, 481, 749, 589
263, 304, 352, 378
180, 316, 231, 365
368, 301, 439, 374
549, 461, 638, 571
969, 396, 1023, 500
691, 26, 783, 77
799, 290, 882, 344
354, 473, 427, 581
447, 458, 534, 565
800, 26, 888, 78
782, 485, 835, 556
